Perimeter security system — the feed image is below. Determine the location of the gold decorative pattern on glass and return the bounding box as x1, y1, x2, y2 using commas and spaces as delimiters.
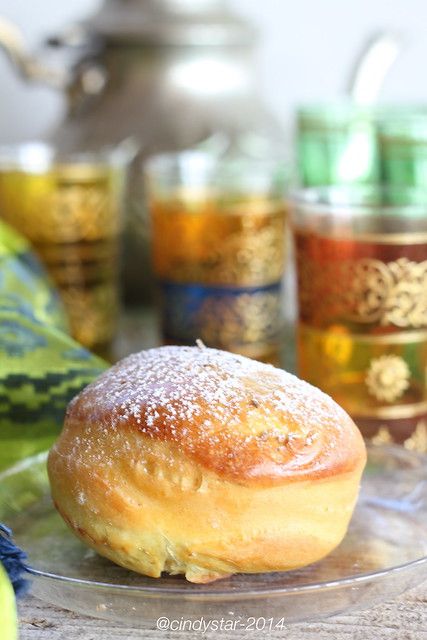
196, 290, 281, 347
370, 426, 394, 446
365, 355, 411, 403
404, 420, 427, 452
298, 256, 427, 329
369, 420, 427, 453
0, 162, 124, 355
151, 197, 287, 287
0, 167, 121, 243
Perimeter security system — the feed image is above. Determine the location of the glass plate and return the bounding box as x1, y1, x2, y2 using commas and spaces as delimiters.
1, 444, 426, 626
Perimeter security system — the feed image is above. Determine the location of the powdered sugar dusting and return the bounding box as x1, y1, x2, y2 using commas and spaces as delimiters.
57, 346, 364, 484
74, 346, 347, 444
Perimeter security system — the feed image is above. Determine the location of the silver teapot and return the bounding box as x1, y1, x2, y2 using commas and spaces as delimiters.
0, 0, 285, 303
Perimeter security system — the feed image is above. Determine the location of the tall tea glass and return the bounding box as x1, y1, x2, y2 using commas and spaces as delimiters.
0, 143, 127, 357
145, 150, 288, 364
291, 185, 427, 451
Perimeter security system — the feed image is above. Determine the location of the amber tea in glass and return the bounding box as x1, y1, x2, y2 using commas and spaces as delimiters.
0, 143, 126, 357
145, 151, 288, 363
291, 186, 427, 451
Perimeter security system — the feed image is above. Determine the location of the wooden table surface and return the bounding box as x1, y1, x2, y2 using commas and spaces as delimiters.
17, 586, 427, 639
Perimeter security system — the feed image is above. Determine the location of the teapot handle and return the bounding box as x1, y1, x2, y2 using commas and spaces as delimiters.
0, 16, 68, 89
348, 31, 404, 105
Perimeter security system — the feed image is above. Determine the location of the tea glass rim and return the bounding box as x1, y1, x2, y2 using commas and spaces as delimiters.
145, 148, 286, 176
297, 102, 427, 125
290, 185, 427, 218
144, 149, 288, 203
289, 185, 427, 243
0, 140, 135, 174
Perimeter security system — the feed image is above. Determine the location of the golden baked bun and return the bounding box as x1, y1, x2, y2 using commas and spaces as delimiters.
48, 345, 367, 583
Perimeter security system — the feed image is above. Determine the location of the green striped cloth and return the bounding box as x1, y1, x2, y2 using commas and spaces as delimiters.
0, 221, 107, 471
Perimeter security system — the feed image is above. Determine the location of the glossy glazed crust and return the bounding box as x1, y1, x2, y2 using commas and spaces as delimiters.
48, 428, 365, 583
48, 346, 367, 583
61, 346, 366, 488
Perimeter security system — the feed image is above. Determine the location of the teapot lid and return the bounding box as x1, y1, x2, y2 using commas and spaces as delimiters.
85, 0, 256, 46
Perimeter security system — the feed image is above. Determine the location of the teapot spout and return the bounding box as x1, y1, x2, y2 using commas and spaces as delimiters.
0, 16, 68, 89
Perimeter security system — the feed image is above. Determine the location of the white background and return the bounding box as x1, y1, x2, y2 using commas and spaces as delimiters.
0, 0, 426, 141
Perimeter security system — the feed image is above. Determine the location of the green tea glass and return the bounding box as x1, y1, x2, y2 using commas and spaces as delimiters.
379, 107, 427, 188
296, 104, 380, 186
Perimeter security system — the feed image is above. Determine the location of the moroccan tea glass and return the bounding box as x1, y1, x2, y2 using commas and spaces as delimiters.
0, 143, 127, 357
145, 151, 288, 364
291, 185, 427, 451
296, 104, 380, 187
379, 107, 427, 189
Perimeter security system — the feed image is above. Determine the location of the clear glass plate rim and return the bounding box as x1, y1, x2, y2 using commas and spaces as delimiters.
3, 445, 427, 600
23, 555, 427, 600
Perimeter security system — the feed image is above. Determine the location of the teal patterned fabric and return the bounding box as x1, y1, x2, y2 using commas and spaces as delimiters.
0, 221, 107, 471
